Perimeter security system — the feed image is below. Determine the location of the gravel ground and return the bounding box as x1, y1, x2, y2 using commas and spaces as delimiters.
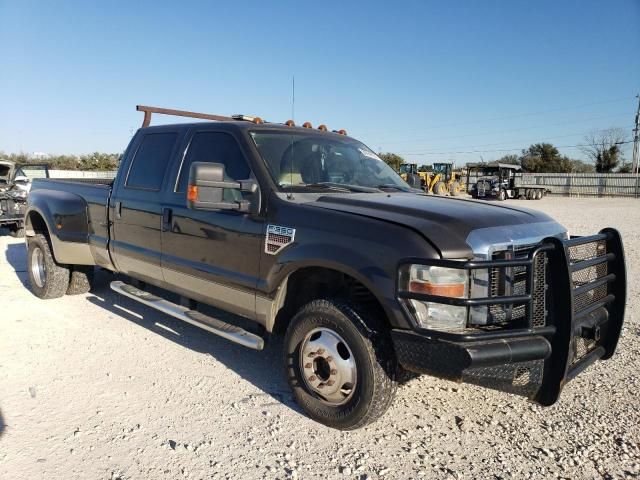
1, 196, 639, 480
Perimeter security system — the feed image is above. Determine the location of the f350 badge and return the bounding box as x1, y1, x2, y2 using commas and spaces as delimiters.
265, 224, 296, 255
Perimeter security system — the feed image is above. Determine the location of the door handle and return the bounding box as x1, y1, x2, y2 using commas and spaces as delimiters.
162, 207, 173, 232
115, 201, 122, 219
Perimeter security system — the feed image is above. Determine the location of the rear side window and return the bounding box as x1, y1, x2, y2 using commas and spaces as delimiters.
176, 132, 251, 193
126, 133, 178, 190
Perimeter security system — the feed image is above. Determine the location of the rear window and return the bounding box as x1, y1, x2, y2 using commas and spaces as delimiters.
126, 133, 178, 190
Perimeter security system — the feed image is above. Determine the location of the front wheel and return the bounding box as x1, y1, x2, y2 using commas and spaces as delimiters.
284, 299, 397, 430
434, 182, 448, 196
27, 234, 70, 299
498, 189, 507, 201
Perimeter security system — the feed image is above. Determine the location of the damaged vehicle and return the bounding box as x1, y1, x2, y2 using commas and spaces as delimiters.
0, 160, 49, 237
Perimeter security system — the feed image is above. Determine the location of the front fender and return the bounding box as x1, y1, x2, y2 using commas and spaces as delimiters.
262, 240, 434, 330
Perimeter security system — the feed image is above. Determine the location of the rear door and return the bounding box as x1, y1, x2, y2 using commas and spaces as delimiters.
160, 129, 263, 318
110, 129, 182, 283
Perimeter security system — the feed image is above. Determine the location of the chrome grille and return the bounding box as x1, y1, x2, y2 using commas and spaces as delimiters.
489, 244, 547, 327
477, 180, 489, 196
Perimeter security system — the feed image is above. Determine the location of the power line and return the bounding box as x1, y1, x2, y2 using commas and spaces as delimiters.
395, 125, 633, 154
399, 140, 634, 156
354, 96, 635, 137
371, 112, 631, 146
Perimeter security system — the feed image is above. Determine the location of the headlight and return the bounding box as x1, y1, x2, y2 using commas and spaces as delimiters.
399, 265, 468, 331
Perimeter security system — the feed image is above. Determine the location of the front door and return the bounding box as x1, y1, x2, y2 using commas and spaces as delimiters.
160, 130, 263, 318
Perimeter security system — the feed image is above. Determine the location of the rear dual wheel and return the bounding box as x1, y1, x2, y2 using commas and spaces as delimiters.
27, 234, 70, 299
27, 233, 94, 299
284, 299, 397, 430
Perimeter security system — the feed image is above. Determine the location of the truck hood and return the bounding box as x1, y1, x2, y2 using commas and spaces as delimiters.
311, 193, 566, 258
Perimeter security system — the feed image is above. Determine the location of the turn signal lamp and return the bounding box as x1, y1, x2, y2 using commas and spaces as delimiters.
400, 265, 468, 331
187, 185, 199, 202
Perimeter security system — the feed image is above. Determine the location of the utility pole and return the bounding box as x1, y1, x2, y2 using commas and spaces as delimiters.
632, 94, 640, 197
633, 94, 640, 176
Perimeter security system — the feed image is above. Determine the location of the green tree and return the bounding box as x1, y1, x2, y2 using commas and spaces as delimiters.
496, 154, 520, 165
569, 159, 595, 173
520, 143, 573, 173
617, 162, 633, 173
377, 152, 405, 171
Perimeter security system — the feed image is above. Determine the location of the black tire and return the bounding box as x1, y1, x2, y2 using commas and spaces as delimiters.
449, 181, 461, 196
434, 182, 448, 196
535, 189, 543, 200
498, 189, 507, 201
527, 189, 535, 200
284, 299, 397, 430
27, 233, 70, 299
67, 265, 94, 295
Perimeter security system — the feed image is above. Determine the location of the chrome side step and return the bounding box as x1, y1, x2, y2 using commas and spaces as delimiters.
110, 280, 264, 350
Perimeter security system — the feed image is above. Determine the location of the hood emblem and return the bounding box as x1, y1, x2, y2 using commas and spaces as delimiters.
265, 224, 296, 255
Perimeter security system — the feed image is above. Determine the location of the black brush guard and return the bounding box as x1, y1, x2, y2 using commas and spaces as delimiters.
393, 228, 626, 405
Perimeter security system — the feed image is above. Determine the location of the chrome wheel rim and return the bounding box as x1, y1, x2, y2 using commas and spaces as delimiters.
31, 247, 46, 288
300, 328, 357, 405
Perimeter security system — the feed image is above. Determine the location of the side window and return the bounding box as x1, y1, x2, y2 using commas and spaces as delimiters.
176, 132, 251, 193
126, 132, 178, 191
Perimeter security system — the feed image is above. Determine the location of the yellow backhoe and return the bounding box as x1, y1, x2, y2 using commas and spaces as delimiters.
399, 162, 465, 196
424, 163, 465, 196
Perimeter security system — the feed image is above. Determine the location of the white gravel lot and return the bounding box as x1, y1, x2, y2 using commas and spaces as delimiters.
0, 196, 639, 480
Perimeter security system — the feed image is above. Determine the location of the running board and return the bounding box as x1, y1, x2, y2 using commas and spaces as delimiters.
110, 280, 264, 350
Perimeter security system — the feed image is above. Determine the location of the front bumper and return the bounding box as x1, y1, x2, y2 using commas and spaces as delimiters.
392, 229, 626, 406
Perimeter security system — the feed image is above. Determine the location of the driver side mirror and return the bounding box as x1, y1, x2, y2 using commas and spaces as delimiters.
187, 162, 257, 212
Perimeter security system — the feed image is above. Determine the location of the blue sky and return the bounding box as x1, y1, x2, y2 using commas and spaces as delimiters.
1, 0, 638, 165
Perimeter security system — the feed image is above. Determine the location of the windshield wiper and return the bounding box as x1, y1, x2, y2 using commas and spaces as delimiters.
299, 182, 380, 193
292, 182, 353, 193
376, 184, 412, 192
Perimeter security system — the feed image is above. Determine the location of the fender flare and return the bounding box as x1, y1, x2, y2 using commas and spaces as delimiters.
25, 190, 94, 265
260, 242, 414, 331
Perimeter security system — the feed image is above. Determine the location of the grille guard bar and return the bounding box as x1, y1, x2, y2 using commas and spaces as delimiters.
397, 228, 626, 405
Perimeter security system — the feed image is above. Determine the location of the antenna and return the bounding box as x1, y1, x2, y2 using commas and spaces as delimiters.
291, 76, 295, 123
287, 75, 296, 200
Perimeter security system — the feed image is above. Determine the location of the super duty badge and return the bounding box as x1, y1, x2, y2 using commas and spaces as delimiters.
265, 224, 296, 255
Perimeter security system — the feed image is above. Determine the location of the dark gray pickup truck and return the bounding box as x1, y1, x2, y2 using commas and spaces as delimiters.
24, 106, 626, 430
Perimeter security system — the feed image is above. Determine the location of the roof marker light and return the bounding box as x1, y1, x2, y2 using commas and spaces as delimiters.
317, 124, 328, 131
302, 122, 313, 128
285, 120, 295, 126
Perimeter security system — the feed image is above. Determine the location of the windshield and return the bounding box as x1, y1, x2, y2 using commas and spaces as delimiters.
250, 131, 410, 192
16, 165, 48, 180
